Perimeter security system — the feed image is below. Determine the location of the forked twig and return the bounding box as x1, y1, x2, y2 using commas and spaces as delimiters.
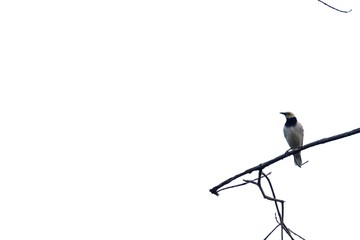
209, 127, 360, 239
217, 172, 272, 193
275, 214, 306, 240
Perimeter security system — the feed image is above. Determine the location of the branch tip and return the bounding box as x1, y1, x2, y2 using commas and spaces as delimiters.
209, 188, 219, 196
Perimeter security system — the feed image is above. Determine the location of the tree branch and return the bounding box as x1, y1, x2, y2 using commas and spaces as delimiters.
217, 172, 272, 193
275, 215, 306, 240
317, 0, 352, 13
210, 127, 360, 196
243, 169, 299, 239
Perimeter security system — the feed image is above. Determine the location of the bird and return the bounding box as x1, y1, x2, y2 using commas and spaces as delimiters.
280, 112, 304, 167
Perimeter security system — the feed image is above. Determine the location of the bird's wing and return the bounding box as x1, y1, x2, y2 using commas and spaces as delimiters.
297, 122, 304, 145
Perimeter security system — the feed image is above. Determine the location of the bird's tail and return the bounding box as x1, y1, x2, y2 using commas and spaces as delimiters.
294, 153, 302, 167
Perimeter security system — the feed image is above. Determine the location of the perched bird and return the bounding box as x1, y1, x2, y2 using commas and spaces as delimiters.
280, 112, 304, 167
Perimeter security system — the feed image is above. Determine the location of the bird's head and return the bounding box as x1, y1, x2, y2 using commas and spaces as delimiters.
280, 112, 296, 119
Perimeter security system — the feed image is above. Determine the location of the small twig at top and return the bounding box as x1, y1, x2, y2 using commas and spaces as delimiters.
317, 0, 352, 13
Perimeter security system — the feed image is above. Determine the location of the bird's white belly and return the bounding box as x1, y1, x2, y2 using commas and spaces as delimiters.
283, 126, 302, 148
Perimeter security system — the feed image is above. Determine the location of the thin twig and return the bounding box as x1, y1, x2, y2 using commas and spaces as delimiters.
290, 230, 306, 240
275, 215, 305, 240
281, 202, 284, 240
262, 173, 283, 205
261, 173, 294, 240
264, 223, 280, 240
257, 171, 280, 203
217, 172, 272, 193
317, 0, 352, 13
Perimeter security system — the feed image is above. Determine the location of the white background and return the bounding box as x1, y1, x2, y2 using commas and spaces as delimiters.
1, 0, 359, 239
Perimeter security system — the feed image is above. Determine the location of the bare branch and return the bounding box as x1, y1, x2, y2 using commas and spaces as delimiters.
217, 172, 272, 193
260, 173, 295, 240
264, 223, 280, 240
209, 127, 360, 239
317, 0, 352, 13
257, 171, 284, 204
275, 216, 306, 240
209, 127, 360, 196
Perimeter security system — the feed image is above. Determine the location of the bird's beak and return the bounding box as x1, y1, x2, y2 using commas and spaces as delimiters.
280, 112, 286, 115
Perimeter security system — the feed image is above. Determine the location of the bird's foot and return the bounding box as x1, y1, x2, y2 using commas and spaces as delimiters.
286, 147, 301, 153
286, 148, 294, 153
